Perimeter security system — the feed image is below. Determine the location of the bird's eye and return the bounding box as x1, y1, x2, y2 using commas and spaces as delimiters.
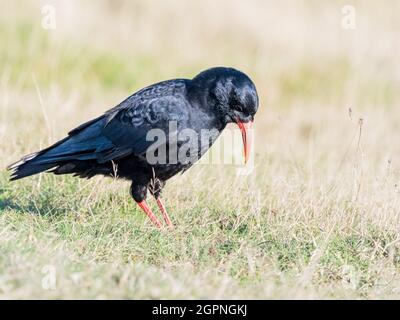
235, 104, 244, 112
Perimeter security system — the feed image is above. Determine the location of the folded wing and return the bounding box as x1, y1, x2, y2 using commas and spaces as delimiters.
7, 79, 190, 180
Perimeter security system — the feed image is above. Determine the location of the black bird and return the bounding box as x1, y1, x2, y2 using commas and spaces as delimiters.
7, 67, 259, 228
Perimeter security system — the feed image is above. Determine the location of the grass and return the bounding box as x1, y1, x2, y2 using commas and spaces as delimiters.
1, 0, 400, 299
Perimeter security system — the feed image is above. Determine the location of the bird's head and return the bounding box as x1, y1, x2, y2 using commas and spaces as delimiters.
192, 67, 259, 163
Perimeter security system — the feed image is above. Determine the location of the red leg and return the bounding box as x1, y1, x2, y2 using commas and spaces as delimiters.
156, 198, 173, 228
136, 200, 163, 228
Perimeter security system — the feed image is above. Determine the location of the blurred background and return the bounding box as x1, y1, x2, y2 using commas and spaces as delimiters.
1, 0, 400, 299
1, 0, 400, 172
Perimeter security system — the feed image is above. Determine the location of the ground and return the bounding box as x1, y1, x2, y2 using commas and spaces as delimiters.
1, 0, 400, 299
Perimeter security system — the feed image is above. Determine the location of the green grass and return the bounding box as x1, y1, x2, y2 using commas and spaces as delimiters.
1, 0, 400, 299
1, 170, 400, 298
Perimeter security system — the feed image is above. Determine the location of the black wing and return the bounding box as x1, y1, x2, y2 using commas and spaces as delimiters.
8, 79, 191, 180
101, 79, 190, 161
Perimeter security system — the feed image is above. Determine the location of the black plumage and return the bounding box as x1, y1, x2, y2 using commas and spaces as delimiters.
8, 67, 259, 228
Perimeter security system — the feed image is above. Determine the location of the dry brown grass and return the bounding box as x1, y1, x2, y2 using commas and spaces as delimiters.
1, 0, 400, 299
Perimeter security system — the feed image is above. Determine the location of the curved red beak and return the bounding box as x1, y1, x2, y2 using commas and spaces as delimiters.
236, 120, 253, 164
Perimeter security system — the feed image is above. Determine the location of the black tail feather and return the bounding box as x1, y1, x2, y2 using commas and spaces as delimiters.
9, 162, 57, 181
7, 115, 118, 181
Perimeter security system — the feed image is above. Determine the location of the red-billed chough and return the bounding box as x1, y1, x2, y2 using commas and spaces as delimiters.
7, 67, 259, 228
